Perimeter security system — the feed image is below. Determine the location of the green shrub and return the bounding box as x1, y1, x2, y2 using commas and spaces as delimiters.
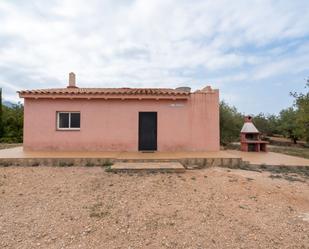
101, 160, 113, 167
59, 161, 74, 167
0, 161, 12, 167
105, 165, 113, 172
85, 161, 95, 167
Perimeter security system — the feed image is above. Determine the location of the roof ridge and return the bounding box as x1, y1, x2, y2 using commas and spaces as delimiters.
18, 87, 191, 97
19, 86, 179, 91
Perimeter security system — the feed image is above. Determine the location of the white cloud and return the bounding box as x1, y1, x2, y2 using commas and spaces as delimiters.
0, 0, 308, 113
0, 80, 19, 91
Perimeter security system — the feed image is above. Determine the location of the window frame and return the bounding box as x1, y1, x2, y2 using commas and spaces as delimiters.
56, 111, 81, 131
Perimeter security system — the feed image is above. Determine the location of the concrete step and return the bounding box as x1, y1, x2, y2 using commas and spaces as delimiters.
111, 162, 185, 173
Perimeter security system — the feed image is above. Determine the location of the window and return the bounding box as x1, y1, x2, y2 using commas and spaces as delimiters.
57, 112, 80, 130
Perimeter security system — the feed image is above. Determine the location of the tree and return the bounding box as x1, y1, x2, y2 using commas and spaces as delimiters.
220, 101, 243, 145
291, 78, 309, 142
253, 113, 279, 136
1, 103, 23, 143
0, 88, 3, 139
278, 107, 303, 144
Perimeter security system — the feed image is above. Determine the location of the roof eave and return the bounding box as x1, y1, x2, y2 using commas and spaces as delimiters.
19, 93, 190, 100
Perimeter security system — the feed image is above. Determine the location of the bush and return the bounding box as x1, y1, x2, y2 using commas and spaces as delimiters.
0, 103, 23, 143
220, 101, 243, 145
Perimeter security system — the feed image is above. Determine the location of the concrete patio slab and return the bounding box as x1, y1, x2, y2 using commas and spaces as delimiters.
0, 146, 243, 168
1, 147, 309, 168
227, 150, 309, 166
0, 146, 239, 159
111, 162, 185, 173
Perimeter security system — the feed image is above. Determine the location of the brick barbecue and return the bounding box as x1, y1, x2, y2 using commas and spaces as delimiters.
240, 116, 268, 152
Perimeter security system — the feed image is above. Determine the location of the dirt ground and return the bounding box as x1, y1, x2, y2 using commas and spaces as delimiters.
0, 143, 22, 150
0, 167, 308, 249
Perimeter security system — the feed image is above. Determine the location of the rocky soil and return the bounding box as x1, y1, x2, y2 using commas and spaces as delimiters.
0, 166, 308, 249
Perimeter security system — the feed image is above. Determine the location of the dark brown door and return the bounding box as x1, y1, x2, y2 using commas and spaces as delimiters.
139, 112, 157, 151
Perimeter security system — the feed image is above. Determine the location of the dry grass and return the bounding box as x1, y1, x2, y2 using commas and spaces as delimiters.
269, 146, 309, 159
0, 143, 22, 150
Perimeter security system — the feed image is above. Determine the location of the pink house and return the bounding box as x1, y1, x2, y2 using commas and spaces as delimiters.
18, 73, 220, 152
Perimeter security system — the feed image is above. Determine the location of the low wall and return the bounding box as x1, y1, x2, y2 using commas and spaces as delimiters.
1, 157, 308, 175
0, 157, 242, 168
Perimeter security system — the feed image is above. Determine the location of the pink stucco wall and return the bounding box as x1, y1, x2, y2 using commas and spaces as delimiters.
23, 91, 219, 152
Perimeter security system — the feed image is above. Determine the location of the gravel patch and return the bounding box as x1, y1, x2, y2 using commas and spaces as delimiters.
0, 167, 308, 249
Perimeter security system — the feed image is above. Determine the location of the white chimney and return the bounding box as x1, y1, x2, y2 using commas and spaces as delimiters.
68, 72, 77, 88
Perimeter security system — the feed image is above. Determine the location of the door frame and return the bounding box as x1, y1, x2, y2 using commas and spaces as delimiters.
138, 112, 157, 151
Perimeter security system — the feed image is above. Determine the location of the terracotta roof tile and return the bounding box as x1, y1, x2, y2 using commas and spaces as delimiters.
19, 87, 190, 96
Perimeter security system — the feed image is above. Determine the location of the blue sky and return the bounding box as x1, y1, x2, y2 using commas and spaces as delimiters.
0, 0, 308, 115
